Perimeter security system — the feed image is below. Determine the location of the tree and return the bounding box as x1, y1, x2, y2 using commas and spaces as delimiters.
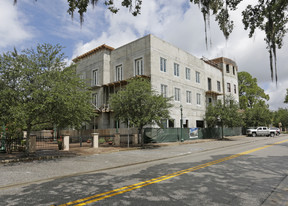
273, 108, 288, 130
14, 0, 287, 83
238, 71, 271, 127
243, 101, 272, 127
205, 96, 243, 128
193, 1, 287, 83
109, 77, 172, 145
238, 71, 269, 110
0, 44, 93, 153
284, 89, 288, 104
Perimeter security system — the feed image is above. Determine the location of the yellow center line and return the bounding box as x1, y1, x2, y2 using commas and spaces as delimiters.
58, 139, 288, 206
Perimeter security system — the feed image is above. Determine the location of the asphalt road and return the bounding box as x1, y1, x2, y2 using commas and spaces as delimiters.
1, 135, 288, 206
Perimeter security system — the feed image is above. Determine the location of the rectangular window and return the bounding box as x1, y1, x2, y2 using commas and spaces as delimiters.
160, 57, 166, 72
208, 98, 212, 104
92, 93, 98, 107
217, 81, 221, 92
174, 88, 180, 101
92, 69, 98, 86
115, 65, 122, 81
186, 91, 191, 103
233, 66, 235, 75
135, 58, 143, 75
208, 78, 212, 90
196, 93, 201, 105
174, 63, 179, 77
169, 119, 175, 128
185, 67, 191, 80
79, 73, 85, 80
161, 119, 168, 129
234, 84, 237, 94
161, 84, 168, 97
226, 64, 230, 73
196, 71, 200, 83
227, 83, 231, 92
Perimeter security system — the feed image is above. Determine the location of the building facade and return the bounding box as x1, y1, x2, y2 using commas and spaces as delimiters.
73, 34, 239, 129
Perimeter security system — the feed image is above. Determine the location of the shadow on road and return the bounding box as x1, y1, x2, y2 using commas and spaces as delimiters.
1, 144, 287, 206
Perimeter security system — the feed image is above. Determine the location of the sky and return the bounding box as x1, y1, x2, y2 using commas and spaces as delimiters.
0, 0, 287, 110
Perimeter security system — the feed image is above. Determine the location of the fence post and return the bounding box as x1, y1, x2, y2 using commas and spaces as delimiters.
91, 133, 99, 148
132, 134, 138, 145
63, 135, 69, 151
28, 134, 36, 153
114, 133, 120, 146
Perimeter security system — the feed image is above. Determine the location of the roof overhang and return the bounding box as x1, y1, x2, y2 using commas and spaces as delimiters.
72, 44, 114, 62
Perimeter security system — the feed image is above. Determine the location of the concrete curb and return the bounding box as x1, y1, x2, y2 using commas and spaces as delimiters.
0, 136, 267, 164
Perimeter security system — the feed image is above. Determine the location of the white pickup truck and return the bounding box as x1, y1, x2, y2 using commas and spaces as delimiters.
246, 126, 277, 137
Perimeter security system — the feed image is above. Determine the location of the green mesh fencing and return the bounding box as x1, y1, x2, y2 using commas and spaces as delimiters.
144, 127, 242, 142
198, 127, 242, 139
198, 128, 221, 139
144, 128, 199, 143
223, 127, 242, 136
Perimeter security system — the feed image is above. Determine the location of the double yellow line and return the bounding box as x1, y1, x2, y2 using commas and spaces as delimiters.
58, 139, 288, 206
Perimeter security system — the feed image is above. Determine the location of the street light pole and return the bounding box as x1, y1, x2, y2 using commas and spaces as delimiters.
221, 118, 224, 140
218, 115, 224, 140
180, 105, 184, 142
116, 120, 119, 133
91, 103, 98, 134
0, 124, 6, 152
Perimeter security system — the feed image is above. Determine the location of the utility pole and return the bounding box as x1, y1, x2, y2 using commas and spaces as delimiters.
180, 105, 184, 142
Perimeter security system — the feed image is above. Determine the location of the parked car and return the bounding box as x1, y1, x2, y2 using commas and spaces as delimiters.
270, 127, 280, 136
246, 126, 277, 137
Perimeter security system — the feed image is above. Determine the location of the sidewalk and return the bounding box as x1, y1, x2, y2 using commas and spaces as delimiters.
0, 136, 248, 164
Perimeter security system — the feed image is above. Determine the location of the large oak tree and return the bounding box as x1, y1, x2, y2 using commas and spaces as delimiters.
0, 44, 93, 153
238, 71, 269, 110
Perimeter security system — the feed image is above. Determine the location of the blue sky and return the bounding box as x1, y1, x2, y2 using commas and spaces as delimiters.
1, 0, 287, 110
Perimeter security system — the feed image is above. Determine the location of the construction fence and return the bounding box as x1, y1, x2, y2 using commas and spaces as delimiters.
143, 127, 242, 143
1, 127, 243, 153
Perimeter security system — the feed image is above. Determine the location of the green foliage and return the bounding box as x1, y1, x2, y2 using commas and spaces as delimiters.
242, 0, 288, 82
238, 71, 271, 127
273, 108, 288, 129
109, 77, 172, 131
191, 0, 240, 41
0, 44, 93, 142
284, 89, 288, 104
238, 71, 269, 109
44, 65, 93, 129
243, 101, 272, 127
67, 0, 142, 24
205, 96, 243, 128
192, 0, 287, 83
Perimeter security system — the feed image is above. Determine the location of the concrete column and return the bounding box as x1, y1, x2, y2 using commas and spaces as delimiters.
63, 135, 69, 151
132, 134, 138, 145
114, 133, 120, 146
23, 131, 27, 139
28, 134, 36, 153
91, 133, 99, 148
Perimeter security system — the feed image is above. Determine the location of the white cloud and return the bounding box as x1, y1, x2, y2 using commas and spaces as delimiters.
0, 1, 33, 49
265, 81, 288, 110
69, 0, 288, 110
0, 0, 286, 111
71, 0, 199, 58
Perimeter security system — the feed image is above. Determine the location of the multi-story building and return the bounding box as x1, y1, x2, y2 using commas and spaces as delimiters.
73, 34, 239, 129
